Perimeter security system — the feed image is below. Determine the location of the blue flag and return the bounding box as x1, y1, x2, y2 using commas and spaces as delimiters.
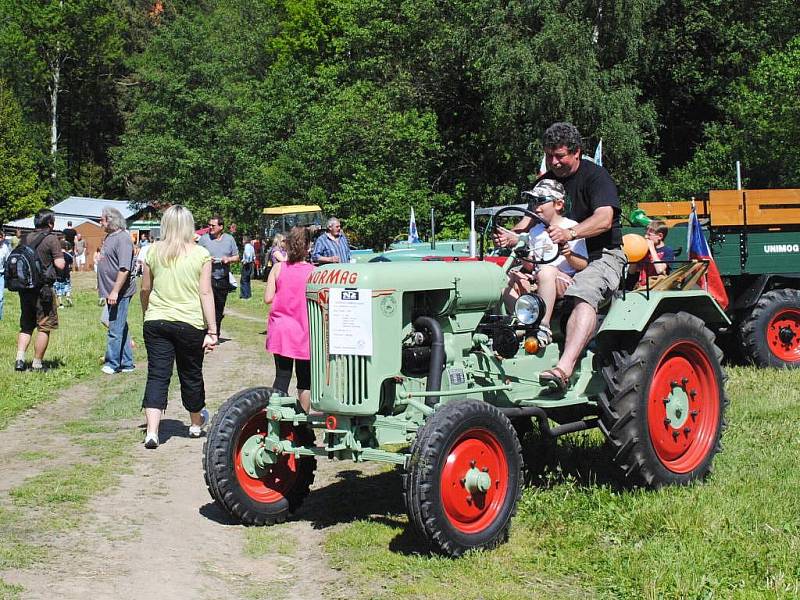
408, 208, 420, 243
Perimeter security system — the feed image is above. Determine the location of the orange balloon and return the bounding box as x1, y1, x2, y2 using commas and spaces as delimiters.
623, 233, 649, 262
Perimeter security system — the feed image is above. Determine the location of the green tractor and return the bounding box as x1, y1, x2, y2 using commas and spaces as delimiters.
203, 206, 730, 557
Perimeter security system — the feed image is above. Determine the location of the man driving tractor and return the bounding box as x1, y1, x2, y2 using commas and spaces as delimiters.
495, 122, 624, 393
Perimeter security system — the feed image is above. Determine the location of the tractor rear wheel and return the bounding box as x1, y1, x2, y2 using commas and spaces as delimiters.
203, 387, 316, 525
404, 400, 522, 557
598, 312, 727, 488
739, 288, 800, 368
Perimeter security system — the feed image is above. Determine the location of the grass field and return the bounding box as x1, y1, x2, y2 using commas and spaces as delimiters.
0, 272, 146, 429
1, 276, 799, 598
326, 365, 800, 599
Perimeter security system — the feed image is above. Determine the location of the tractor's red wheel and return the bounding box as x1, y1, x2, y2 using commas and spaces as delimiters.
647, 341, 721, 473
765, 308, 800, 363
598, 312, 727, 488
203, 387, 316, 525
404, 401, 522, 557
740, 288, 800, 368
440, 428, 510, 534
234, 417, 305, 504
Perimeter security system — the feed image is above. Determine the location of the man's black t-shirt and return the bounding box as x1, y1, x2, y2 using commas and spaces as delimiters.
62, 227, 77, 244
550, 159, 622, 260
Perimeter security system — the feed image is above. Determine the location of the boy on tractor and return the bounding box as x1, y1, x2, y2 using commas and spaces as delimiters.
498, 179, 588, 347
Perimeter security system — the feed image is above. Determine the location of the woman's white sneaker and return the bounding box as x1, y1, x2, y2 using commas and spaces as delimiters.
144, 432, 159, 449
189, 408, 209, 438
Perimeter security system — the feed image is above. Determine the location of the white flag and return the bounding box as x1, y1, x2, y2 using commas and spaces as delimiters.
593, 139, 603, 166
408, 208, 420, 243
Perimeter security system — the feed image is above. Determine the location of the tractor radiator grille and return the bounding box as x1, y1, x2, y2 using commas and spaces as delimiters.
308, 299, 369, 407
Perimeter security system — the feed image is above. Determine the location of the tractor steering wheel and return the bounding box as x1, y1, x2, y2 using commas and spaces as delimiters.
485, 205, 559, 267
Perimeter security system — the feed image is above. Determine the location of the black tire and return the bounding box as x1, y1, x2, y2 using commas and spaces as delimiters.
203, 386, 316, 525
739, 288, 800, 368
598, 312, 728, 488
403, 400, 522, 557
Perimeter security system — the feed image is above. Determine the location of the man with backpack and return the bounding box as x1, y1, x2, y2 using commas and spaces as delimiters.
9, 210, 65, 371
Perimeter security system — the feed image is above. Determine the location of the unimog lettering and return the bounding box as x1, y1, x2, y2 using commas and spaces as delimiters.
763, 244, 800, 253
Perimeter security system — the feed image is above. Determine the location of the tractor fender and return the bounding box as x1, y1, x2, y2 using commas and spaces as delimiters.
597, 290, 730, 341
729, 274, 800, 313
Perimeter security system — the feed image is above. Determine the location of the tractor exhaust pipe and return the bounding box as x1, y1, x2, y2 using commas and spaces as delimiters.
499, 406, 599, 438
414, 316, 445, 407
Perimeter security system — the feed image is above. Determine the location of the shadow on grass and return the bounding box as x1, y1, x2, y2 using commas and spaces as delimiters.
197, 433, 633, 555
41, 358, 66, 370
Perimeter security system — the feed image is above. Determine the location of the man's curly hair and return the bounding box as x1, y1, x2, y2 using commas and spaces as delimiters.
542, 122, 582, 153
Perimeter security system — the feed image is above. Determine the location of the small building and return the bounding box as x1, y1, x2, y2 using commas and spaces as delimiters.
4, 196, 159, 269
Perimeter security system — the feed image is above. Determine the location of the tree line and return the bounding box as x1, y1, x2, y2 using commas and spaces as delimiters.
1, 0, 798, 246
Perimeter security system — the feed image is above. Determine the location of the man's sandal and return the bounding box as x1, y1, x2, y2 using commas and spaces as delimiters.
539, 367, 570, 393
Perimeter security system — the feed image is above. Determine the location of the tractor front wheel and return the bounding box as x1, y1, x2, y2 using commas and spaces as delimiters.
739, 288, 800, 368
598, 312, 728, 487
404, 400, 522, 557
203, 387, 316, 525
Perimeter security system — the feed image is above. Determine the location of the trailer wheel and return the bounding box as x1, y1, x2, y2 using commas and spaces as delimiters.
598, 312, 727, 488
404, 400, 522, 557
739, 288, 800, 368
203, 387, 316, 525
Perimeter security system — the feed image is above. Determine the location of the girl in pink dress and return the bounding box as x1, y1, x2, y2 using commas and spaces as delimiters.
264, 227, 314, 412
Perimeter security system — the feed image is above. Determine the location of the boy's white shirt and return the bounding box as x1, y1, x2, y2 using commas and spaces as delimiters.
527, 217, 588, 276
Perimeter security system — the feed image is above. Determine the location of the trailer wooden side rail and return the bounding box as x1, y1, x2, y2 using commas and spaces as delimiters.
639, 189, 800, 229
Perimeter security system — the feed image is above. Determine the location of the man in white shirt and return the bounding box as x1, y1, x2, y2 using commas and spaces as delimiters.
239, 235, 255, 299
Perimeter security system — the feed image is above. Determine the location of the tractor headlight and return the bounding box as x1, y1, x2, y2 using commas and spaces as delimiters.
514, 294, 546, 326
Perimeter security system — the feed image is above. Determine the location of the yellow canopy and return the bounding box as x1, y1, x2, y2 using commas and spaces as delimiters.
262, 204, 322, 216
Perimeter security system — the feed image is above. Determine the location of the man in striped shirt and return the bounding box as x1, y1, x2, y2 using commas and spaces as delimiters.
311, 217, 352, 265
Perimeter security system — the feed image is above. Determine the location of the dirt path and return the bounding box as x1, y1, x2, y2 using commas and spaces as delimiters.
0, 310, 396, 600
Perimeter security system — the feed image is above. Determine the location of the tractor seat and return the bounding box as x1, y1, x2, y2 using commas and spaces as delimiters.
635, 260, 709, 292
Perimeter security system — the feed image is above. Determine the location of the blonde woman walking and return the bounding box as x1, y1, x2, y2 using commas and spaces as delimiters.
140, 205, 217, 449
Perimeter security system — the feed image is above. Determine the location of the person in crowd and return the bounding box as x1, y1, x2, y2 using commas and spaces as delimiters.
497, 179, 588, 346
0, 230, 10, 320
140, 205, 217, 449
265, 227, 314, 413
497, 122, 624, 393
98, 206, 137, 375
74, 232, 87, 272
62, 221, 77, 246
138, 231, 151, 249
240, 235, 255, 299
269, 233, 288, 266
14, 210, 65, 371
10, 229, 22, 248
312, 217, 351, 264
54, 240, 74, 309
252, 236, 263, 277
628, 219, 675, 287
198, 215, 239, 338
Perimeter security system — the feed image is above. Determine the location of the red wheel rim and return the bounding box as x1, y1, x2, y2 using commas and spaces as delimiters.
440, 428, 509, 534
766, 308, 800, 363
234, 412, 300, 503
647, 341, 720, 473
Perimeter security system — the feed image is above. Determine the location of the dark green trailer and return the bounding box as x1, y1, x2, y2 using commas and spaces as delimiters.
635, 189, 800, 368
